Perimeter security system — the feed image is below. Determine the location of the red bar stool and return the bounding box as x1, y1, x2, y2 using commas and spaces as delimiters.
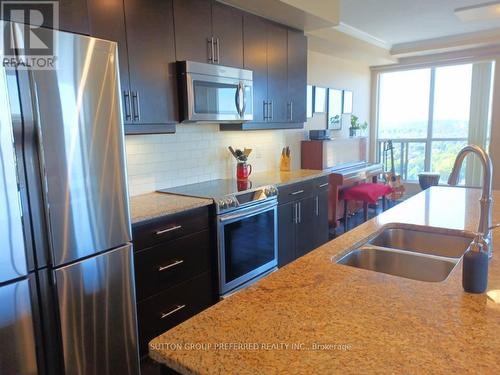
342, 183, 393, 232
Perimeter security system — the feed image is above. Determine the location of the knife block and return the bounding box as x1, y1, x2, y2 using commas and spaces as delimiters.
280, 154, 291, 172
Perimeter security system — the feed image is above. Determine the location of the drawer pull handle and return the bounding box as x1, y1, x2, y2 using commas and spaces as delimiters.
158, 259, 184, 272
161, 304, 186, 319
290, 190, 304, 196
318, 183, 329, 188
155, 225, 182, 235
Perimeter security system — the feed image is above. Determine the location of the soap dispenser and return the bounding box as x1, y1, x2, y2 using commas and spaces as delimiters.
462, 234, 489, 294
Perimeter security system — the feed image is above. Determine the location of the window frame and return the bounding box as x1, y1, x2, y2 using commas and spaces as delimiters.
375, 64, 472, 182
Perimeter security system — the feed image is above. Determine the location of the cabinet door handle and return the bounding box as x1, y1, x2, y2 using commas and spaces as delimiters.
290, 190, 304, 196
160, 304, 186, 319
288, 101, 293, 122
293, 202, 298, 224
318, 182, 329, 188
158, 259, 184, 272
132, 91, 140, 121
123, 90, 132, 121
297, 201, 301, 223
215, 37, 220, 63
269, 100, 273, 121
263, 101, 268, 120
315, 196, 319, 216
136, 91, 141, 121
155, 225, 182, 235
208, 37, 214, 63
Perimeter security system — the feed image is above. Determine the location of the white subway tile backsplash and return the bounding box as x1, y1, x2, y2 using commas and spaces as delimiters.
125, 123, 297, 195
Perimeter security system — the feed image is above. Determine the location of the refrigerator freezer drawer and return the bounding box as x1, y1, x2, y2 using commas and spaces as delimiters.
54, 244, 139, 375
0, 278, 39, 375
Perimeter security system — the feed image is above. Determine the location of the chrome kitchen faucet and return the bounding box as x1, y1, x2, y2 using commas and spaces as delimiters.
448, 145, 494, 257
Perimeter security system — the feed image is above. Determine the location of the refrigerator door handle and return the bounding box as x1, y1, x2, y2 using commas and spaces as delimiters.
0, 65, 29, 282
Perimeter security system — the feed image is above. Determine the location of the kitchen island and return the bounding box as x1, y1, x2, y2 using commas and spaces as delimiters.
149, 186, 500, 374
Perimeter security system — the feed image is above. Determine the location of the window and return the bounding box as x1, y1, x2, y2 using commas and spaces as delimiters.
377, 62, 493, 185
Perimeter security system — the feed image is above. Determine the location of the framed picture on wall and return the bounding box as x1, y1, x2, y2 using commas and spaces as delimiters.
314, 86, 327, 113
327, 88, 343, 130
343, 90, 353, 114
307, 85, 314, 118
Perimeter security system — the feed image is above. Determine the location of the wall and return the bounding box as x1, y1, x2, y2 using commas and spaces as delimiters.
126, 50, 372, 196
284, 50, 371, 164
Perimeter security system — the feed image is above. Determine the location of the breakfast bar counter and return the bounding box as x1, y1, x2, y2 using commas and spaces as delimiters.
149, 187, 500, 374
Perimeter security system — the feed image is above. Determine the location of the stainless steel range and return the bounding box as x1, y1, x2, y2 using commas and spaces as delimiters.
159, 179, 278, 297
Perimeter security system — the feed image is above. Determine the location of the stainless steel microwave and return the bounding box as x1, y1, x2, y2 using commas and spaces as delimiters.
177, 61, 253, 123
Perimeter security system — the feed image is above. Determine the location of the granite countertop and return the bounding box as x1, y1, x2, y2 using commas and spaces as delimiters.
130, 170, 326, 224
129, 192, 213, 224
149, 186, 500, 374
249, 169, 329, 187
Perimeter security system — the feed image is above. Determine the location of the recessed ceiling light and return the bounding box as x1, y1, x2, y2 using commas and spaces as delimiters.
455, 1, 500, 22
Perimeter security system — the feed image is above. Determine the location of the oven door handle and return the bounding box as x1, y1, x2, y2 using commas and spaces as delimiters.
219, 200, 277, 223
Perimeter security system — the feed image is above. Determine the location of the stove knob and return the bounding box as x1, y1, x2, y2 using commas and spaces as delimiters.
218, 199, 227, 210
265, 186, 277, 196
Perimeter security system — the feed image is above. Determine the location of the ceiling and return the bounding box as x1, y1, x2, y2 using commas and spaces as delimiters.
219, 0, 500, 63
340, 0, 500, 46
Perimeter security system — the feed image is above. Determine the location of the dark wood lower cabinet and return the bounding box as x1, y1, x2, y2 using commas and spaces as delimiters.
277, 176, 330, 267
137, 272, 213, 356
278, 201, 296, 268
295, 196, 316, 258
313, 189, 329, 249
134, 230, 210, 301
132, 206, 215, 358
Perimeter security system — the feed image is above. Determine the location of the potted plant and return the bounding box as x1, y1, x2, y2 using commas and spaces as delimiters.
349, 115, 368, 137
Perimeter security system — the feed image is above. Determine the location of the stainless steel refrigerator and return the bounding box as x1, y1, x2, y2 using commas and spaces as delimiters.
0, 22, 140, 374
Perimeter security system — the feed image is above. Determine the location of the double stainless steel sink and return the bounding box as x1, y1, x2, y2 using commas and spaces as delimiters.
335, 225, 474, 282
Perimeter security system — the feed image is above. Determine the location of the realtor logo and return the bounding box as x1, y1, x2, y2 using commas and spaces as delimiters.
1, 1, 59, 69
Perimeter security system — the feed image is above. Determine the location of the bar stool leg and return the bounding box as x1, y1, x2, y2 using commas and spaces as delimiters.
343, 200, 348, 232
363, 202, 368, 222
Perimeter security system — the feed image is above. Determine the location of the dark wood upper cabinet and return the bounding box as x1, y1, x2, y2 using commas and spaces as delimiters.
211, 2, 243, 68
243, 14, 268, 123
87, 0, 130, 104
87, 0, 177, 133
287, 28, 307, 123
241, 14, 306, 128
123, 0, 178, 126
267, 22, 288, 123
58, 0, 89, 34
47, 0, 307, 134
173, 0, 213, 63
0, 0, 90, 34
173, 0, 243, 67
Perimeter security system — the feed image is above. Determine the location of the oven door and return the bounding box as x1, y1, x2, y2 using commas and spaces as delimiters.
186, 72, 253, 122
218, 200, 277, 295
